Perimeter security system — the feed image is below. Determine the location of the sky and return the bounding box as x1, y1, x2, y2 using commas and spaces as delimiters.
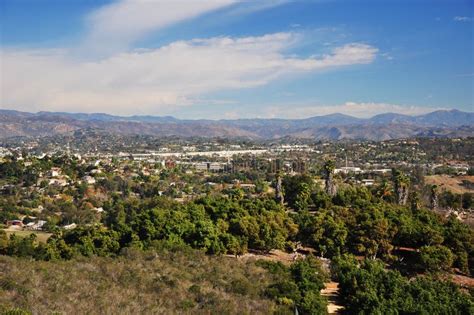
0, 0, 473, 119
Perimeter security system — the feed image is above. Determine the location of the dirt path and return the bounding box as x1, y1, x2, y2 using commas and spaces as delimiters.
321, 281, 344, 314
226, 250, 346, 313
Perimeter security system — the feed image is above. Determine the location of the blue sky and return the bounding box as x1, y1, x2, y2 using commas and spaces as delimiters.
1, 0, 472, 119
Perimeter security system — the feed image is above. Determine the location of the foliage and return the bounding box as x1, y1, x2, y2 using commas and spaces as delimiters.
282, 175, 314, 211
332, 255, 474, 314
259, 256, 328, 314
419, 245, 454, 272
0, 247, 288, 314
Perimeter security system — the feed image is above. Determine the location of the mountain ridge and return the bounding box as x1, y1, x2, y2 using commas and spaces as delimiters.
2, 108, 472, 124
0, 108, 472, 141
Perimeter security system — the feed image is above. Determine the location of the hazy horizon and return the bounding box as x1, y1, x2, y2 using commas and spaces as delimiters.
2, 106, 473, 121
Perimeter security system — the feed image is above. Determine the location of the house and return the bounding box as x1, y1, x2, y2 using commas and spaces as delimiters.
25, 220, 47, 231
371, 169, 392, 175
195, 162, 208, 171
6, 220, 24, 228
209, 162, 227, 172
49, 178, 68, 187
194, 162, 228, 172
361, 179, 375, 186
335, 167, 362, 174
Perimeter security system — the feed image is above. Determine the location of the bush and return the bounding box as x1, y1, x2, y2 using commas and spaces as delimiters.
419, 245, 454, 272
333, 255, 473, 314
261, 257, 328, 312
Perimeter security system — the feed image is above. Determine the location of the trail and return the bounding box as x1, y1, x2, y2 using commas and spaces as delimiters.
321, 281, 344, 314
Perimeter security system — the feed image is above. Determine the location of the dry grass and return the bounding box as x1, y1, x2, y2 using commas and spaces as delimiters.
0, 248, 290, 315
3, 229, 52, 243
425, 175, 474, 194
226, 249, 295, 266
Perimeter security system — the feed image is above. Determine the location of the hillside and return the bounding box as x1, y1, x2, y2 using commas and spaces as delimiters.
0, 109, 473, 140
0, 248, 287, 314
425, 175, 474, 194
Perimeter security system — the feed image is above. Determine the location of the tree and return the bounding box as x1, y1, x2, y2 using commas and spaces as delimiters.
375, 179, 393, 202
0, 230, 8, 254
419, 245, 454, 272
294, 182, 311, 212
302, 211, 347, 258
430, 184, 439, 209
443, 215, 474, 274
275, 172, 284, 205
282, 175, 314, 210
392, 169, 410, 206
352, 208, 396, 259
311, 190, 332, 210
333, 255, 473, 314
323, 160, 337, 197
261, 257, 328, 313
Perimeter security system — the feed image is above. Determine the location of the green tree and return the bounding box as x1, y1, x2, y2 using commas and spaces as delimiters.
419, 245, 454, 272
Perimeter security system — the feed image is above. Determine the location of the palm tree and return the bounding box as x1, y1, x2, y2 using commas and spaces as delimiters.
430, 184, 439, 209
324, 160, 337, 197
392, 169, 410, 205
275, 171, 284, 205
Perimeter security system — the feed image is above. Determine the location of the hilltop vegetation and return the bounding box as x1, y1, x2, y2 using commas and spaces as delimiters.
2, 190, 473, 274
1, 184, 473, 313
0, 247, 288, 314
332, 256, 473, 314
0, 245, 334, 315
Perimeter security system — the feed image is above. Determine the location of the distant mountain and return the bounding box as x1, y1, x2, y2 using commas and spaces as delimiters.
369, 109, 474, 126
414, 109, 473, 126
301, 113, 364, 126
369, 113, 413, 124
0, 108, 472, 141
34, 111, 179, 123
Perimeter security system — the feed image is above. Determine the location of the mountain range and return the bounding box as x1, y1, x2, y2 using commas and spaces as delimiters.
0, 109, 473, 141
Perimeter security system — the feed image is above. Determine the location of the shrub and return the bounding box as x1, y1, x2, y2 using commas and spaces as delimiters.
419, 245, 454, 272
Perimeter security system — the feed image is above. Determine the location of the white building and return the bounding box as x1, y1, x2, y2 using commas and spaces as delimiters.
361, 179, 375, 186
335, 167, 362, 174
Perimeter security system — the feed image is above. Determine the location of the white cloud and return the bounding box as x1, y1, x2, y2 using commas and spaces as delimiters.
82, 0, 236, 56
1, 33, 378, 115
260, 102, 442, 119
454, 16, 473, 22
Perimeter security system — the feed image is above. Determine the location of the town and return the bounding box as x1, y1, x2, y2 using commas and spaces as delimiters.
1, 135, 473, 313
2, 135, 472, 235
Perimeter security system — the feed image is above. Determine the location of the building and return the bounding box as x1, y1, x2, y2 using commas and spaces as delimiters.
6, 220, 24, 228
25, 220, 47, 231
335, 167, 362, 174
361, 179, 375, 186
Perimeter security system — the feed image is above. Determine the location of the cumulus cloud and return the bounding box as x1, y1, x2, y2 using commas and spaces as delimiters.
1, 33, 378, 115
261, 102, 441, 119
